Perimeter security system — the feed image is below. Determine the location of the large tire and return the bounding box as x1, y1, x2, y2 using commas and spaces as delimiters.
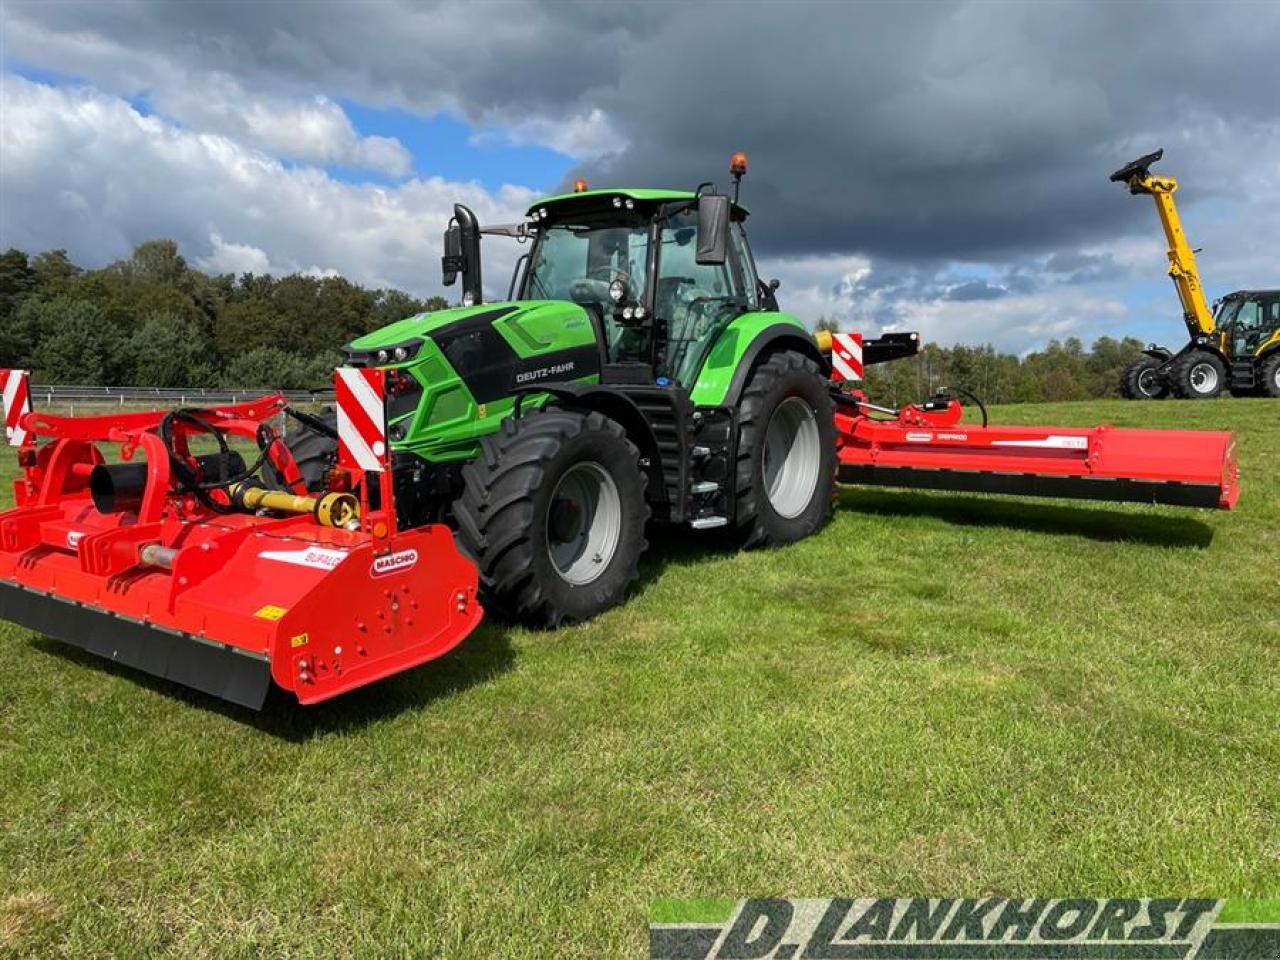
452, 408, 649, 627
734, 350, 836, 548
263, 409, 338, 492
1259, 353, 1280, 399
1168, 349, 1226, 399
1120, 356, 1167, 399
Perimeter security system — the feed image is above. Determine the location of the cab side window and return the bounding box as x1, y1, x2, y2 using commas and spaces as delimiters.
656, 209, 743, 383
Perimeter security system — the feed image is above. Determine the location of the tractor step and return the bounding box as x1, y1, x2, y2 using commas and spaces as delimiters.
690, 516, 728, 529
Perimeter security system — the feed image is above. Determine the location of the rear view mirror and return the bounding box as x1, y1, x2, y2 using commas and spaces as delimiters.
442, 224, 462, 286
696, 194, 730, 265
441, 204, 483, 305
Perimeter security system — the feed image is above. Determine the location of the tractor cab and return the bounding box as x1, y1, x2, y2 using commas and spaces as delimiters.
514, 188, 759, 385
444, 159, 776, 390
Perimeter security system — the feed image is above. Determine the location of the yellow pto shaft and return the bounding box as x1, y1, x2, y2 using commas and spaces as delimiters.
231, 483, 360, 529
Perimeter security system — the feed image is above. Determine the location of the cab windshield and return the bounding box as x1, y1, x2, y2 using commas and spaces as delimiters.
523, 220, 650, 311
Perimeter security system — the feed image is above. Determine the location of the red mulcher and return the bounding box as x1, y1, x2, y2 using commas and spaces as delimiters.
0, 368, 480, 709
0, 349, 1237, 709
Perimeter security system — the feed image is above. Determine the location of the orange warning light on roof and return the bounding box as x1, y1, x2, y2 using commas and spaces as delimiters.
730, 152, 748, 177
573, 178, 589, 193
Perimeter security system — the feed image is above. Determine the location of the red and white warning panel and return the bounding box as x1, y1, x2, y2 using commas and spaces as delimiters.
334, 367, 389, 472
829, 333, 863, 382
1, 369, 32, 447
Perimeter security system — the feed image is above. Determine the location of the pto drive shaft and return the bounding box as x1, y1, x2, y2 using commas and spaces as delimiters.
230, 482, 360, 529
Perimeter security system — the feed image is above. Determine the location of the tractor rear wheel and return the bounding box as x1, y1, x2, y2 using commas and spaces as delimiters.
263, 409, 338, 492
1259, 353, 1280, 399
452, 408, 649, 627
1169, 349, 1226, 399
1120, 356, 1167, 399
734, 350, 836, 548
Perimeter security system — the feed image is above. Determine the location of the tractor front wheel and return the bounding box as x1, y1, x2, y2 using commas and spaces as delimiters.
734, 350, 836, 548
1119, 356, 1167, 399
1169, 350, 1226, 399
452, 408, 649, 627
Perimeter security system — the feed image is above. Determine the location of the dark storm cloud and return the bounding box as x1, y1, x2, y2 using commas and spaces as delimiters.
4, 0, 1278, 266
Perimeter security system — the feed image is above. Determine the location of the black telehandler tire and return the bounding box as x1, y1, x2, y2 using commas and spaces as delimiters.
452, 408, 649, 627
1259, 353, 1280, 399
1119, 356, 1167, 399
734, 350, 836, 548
1168, 349, 1226, 399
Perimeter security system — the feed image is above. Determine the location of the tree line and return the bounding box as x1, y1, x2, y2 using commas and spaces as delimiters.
0, 241, 446, 390
1, 241, 1143, 402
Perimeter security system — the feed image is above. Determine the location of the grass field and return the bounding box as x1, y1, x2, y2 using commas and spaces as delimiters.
1, 398, 1277, 958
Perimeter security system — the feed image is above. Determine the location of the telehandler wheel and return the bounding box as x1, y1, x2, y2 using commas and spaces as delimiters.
1120, 356, 1167, 399
452, 408, 649, 627
734, 350, 836, 548
1169, 350, 1226, 399
1259, 353, 1280, 399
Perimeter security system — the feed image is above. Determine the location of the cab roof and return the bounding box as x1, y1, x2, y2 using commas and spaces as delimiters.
526, 187, 748, 218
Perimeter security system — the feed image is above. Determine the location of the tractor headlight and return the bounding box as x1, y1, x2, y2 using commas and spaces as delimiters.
371, 340, 423, 367
608, 278, 627, 304
612, 196, 622, 208
462, 291, 476, 307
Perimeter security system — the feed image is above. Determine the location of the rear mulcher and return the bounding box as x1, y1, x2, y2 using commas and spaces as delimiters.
0, 153, 1242, 708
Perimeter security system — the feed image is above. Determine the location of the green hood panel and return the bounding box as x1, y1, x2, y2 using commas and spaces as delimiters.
347, 300, 602, 462
347, 300, 594, 356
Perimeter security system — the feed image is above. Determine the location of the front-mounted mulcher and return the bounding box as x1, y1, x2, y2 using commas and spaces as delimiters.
0, 153, 1241, 708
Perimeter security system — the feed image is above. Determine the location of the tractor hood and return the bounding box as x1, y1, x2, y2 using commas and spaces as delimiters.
343, 300, 597, 368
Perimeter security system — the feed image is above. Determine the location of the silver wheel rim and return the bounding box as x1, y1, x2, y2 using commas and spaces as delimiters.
762, 396, 822, 519
547, 462, 622, 586
1137, 368, 1159, 396
1189, 362, 1219, 394
1273, 365, 1280, 391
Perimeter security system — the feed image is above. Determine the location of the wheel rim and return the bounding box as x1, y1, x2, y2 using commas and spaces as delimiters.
1273, 365, 1280, 392
546, 461, 622, 586
762, 396, 822, 519
1189, 362, 1219, 394
1137, 367, 1159, 396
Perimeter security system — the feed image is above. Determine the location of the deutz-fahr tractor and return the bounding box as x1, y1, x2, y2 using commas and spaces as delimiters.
341, 157, 910, 626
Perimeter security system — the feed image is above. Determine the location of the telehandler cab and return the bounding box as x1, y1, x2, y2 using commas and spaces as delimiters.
1111, 149, 1280, 399
0, 154, 1240, 708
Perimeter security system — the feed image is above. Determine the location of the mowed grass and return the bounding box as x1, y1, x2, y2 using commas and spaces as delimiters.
1, 398, 1277, 958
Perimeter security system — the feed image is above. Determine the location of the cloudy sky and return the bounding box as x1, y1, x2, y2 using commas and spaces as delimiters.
2, 0, 1277, 353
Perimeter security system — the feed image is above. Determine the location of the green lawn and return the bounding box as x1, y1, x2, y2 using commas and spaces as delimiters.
1, 399, 1277, 958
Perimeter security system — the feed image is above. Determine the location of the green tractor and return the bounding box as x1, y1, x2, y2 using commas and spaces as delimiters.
337, 158, 906, 626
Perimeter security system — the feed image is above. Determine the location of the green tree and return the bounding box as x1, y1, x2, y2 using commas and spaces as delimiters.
28, 299, 129, 384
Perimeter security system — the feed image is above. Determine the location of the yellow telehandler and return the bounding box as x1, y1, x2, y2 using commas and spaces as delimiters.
1111, 149, 1280, 399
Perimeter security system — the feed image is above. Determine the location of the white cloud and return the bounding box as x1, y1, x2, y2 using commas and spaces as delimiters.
160, 79, 413, 177
478, 108, 625, 162
0, 75, 532, 298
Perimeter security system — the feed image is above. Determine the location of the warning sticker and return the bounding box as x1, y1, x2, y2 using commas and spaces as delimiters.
290, 632, 309, 648
254, 605, 288, 621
